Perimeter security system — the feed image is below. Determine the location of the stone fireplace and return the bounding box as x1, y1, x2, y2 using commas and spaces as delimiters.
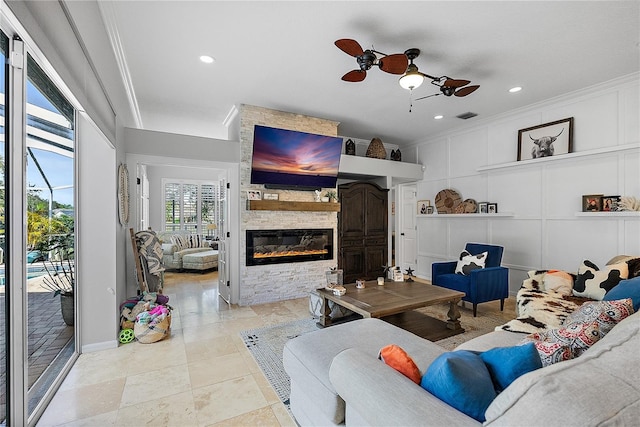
239, 104, 340, 306
246, 228, 333, 266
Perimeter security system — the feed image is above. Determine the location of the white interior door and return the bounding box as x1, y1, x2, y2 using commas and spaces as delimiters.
399, 184, 417, 274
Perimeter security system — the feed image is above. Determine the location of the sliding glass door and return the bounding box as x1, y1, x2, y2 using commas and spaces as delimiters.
0, 28, 77, 425
25, 54, 75, 418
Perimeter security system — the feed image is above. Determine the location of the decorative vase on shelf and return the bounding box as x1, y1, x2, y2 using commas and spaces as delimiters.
366, 137, 386, 159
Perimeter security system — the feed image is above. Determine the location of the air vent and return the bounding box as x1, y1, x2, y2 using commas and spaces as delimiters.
456, 112, 478, 120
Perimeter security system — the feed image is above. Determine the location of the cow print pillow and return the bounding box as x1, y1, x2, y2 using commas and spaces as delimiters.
573, 260, 629, 300
455, 250, 488, 275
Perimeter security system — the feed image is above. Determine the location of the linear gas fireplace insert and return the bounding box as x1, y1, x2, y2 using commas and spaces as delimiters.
246, 228, 333, 266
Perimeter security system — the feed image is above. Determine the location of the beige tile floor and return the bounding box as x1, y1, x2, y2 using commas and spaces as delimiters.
37, 271, 307, 427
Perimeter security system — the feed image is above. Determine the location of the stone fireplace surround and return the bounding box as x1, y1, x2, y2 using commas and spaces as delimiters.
239, 104, 340, 306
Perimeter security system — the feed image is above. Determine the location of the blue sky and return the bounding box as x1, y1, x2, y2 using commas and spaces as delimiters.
0, 59, 75, 207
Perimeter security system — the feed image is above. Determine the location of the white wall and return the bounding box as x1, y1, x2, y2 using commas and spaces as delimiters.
77, 113, 118, 351
412, 74, 640, 294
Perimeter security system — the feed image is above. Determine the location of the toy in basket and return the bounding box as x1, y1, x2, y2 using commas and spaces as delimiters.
134, 305, 172, 344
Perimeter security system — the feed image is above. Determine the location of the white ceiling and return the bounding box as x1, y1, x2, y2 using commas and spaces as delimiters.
67, 1, 639, 147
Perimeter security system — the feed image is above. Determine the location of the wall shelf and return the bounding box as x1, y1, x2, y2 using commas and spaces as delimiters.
477, 143, 640, 172
417, 213, 514, 218
575, 211, 640, 217
247, 200, 341, 212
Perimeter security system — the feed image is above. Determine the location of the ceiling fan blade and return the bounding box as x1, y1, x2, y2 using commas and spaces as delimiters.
414, 93, 441, 101
342, 69, 367, 82
378, 54, 409, 75
454, 85, 480, 97
335, 39, 364, 57
444, 79, 470, 88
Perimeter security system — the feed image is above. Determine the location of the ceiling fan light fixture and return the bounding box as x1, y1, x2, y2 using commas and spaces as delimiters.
399, 65, 424, 90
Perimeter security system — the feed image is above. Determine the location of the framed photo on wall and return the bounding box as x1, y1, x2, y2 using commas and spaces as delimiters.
582, 194, 603, 212
417, 200, 431, 215
518, 117, 574, 161
488, 203, 498, 213
478, 202, 488, 214
426, 206, 434, 214
247, 190, 262, 200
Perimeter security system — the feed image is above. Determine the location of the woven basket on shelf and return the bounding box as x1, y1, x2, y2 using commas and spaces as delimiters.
366, 137, 387, 159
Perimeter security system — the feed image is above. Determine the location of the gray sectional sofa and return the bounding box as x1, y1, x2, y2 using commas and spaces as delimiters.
283, 312, 639, 426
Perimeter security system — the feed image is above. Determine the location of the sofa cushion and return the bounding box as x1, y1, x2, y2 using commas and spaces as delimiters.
421, 350, 496, 422
378, 345, 421, 384
484, 311, 640, 425
604, 276, 640, 311
455, 250, 488, 275
524, 320, 602, 366
479, 343, 542, 393
563, 298, 634, 336
573, 260, 628, 300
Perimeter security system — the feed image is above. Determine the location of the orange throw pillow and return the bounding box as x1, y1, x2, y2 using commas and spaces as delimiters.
378, 344, 421, 384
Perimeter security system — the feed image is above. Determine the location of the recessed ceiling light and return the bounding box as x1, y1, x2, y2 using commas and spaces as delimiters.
509, 86, 522, 93
434, 115, 444, 120
199, 55, 215, 64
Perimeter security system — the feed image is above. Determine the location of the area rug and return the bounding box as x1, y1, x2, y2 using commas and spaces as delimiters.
240, 318, 319, 413
239, 303, 516, 415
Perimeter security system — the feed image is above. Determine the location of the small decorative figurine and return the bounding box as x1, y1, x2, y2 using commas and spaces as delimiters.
391, 149, 402, 161
405, 267, 415, 282
345, 138, 356, 155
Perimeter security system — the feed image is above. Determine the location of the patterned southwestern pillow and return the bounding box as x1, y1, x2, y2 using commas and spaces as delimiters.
573, 260, 629, 300
455, 250, 488, 275
563, 298, 634, 336
523, 320, 602, 367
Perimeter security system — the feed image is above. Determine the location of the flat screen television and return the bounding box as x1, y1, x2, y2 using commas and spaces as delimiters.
250, 125, 343, 190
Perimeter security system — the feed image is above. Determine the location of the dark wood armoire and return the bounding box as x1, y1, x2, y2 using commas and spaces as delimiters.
338, 181, 388, 284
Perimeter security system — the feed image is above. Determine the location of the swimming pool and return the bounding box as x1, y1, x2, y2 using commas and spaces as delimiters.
0, 265, 49, 286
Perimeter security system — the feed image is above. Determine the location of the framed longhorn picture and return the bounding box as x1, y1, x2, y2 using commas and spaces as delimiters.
517, 117, 574, 161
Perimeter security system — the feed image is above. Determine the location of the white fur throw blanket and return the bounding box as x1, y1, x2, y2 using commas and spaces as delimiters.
496, 275, 587, 334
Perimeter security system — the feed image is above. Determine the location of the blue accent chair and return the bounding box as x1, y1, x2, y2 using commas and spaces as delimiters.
431, 243, 509, 317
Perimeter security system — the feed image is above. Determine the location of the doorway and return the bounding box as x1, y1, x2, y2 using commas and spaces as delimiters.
127, 154, 238, 303
398, 184, 418, 275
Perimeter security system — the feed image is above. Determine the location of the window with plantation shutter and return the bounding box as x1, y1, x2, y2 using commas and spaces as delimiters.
163, 180, 221, 237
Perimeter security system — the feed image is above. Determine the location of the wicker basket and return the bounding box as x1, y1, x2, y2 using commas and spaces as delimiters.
366, 138, 387, 159
134, 312, 171, 344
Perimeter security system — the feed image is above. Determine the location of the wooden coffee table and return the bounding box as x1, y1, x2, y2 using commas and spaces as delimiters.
316, 280, 465, 339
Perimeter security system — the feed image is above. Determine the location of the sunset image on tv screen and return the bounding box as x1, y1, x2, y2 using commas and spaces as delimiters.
250, 125, 343, 188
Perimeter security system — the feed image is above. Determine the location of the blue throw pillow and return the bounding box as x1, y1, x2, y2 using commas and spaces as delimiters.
604, 276, 640, 311
420, 350, 496, 422
479, 343, 542, 392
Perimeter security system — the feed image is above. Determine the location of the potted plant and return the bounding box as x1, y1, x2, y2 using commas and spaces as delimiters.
38, 234, 75, 326
325, 190, 338, 203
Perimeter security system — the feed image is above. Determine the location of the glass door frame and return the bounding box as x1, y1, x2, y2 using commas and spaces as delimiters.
2, 18, 81, 426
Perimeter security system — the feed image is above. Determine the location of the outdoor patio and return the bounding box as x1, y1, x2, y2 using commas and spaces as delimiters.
0, 276, 74, 420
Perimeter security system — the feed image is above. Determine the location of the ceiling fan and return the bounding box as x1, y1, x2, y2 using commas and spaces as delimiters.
335, 38, 408, 82
401, 48, 480, 100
